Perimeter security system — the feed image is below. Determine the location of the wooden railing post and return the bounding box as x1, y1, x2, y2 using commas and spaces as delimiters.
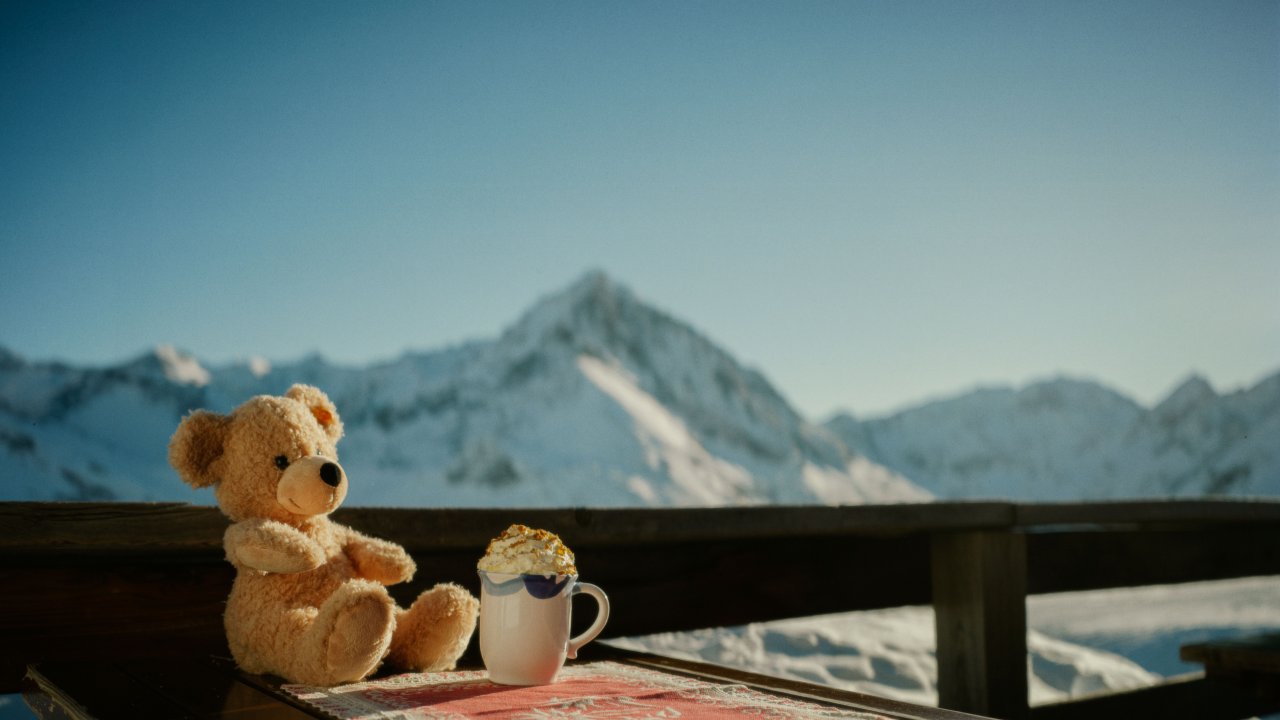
932, 529, 1028, 720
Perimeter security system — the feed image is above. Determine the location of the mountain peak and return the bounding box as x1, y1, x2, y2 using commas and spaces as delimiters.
133, 345, 210, 387
564, 268, 613, 301
0, 346, 23, 371
1168, 373, 1215, 397
553, 269, 636, 320
499, 271, 653, 356
1154, 373, 1216, 421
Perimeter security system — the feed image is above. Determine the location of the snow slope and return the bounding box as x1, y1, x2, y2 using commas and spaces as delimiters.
612, 575, 1280, 707
609, 606, 1159, 708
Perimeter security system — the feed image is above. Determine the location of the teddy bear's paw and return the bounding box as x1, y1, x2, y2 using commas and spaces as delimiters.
386, 583, 480, 672
322, 587, 395, 683
347, 534, 417, 586
226, 519, 325, 574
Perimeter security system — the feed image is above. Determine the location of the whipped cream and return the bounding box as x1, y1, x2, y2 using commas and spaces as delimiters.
478, 524, 577, 576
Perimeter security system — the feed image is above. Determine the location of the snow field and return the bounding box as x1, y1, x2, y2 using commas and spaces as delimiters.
611, 575, 1280, 707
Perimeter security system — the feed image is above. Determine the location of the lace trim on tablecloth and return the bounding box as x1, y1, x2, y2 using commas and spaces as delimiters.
283, 661, 889, 720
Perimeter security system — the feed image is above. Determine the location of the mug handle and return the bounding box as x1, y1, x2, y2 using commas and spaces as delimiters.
566, 582, 610, 659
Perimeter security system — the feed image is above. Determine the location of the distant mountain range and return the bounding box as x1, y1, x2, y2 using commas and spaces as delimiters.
2, 271, 1275, 505
0, 272, 926, 506
826, 371, 1280, 500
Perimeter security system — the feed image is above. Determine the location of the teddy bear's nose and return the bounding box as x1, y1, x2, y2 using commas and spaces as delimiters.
320, 462, 342, 487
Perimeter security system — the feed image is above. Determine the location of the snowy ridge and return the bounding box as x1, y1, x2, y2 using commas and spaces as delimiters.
826, 372, 1280, 500
0, 272, 925, 506
0, 345, 215, 501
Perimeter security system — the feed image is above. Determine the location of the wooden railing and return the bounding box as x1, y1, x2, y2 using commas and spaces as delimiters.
3, 499, 1280, 719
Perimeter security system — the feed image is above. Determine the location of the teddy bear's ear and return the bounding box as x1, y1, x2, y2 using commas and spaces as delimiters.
285, 384, 344, 442
169, 410, 231, 488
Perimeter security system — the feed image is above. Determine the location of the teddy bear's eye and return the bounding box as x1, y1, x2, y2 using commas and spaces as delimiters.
274, 455, 290, 470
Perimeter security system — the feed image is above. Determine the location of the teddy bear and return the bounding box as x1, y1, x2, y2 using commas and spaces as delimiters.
169, 384, 479, 685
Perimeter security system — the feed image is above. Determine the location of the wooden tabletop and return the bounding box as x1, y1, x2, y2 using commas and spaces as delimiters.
22, 646, 990, 720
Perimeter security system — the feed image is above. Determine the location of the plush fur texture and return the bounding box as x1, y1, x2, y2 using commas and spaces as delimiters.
169, 384, 478, 685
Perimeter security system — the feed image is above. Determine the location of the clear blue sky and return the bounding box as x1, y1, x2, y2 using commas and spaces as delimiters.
2, 0, 1277, 418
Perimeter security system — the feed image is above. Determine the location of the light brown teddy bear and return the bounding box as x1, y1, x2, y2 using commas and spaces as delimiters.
169, 384, 478, 685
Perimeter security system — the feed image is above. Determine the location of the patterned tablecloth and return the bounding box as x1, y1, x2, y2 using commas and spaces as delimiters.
284, 661, 890, 720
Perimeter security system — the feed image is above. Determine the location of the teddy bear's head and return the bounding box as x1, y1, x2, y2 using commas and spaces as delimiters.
170, 384, 349, 523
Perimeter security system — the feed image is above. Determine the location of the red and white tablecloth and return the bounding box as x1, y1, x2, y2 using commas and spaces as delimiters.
284, 661, 890, 720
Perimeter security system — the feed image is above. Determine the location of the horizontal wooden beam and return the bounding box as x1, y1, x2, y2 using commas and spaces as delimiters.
0, 502, 227, 556
8, 500, 1280, 556
1026, 526, 1280, 594
0, 501, 1016, 555
342, 502, 1014, 550
1014, 499, 1280, 528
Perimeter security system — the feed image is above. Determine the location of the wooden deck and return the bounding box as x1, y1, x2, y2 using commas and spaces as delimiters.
4, 499, 1280, 719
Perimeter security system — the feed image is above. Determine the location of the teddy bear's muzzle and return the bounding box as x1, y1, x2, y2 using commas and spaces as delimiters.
278, 456, 348, 516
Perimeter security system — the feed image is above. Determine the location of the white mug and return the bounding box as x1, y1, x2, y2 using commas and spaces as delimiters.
478, 570, 610, 685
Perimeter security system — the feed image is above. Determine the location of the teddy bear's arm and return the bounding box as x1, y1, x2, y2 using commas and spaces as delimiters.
341, 526, 417, 586
225, 519, 325, 574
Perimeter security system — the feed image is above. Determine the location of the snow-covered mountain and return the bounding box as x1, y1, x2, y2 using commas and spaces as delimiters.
825, 371, 1280, 500
0, 343, 213, 501
4, 271, 1275, 506
0, 271, 928, 506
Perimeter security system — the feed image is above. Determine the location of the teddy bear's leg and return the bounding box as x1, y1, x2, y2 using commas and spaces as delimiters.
385, 583, 479, 672
294, 579, 396, 684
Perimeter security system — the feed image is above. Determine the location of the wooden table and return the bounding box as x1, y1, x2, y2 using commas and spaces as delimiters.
22, 646, 990, 720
